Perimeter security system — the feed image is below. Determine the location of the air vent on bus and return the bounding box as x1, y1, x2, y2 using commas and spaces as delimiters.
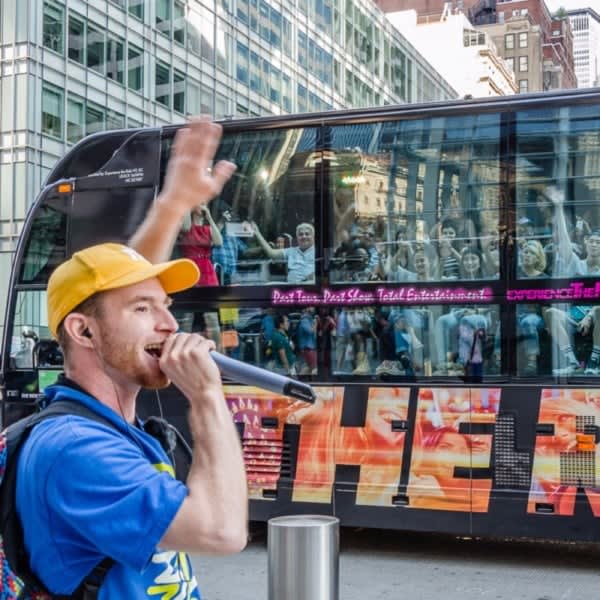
242, 436, 292, 496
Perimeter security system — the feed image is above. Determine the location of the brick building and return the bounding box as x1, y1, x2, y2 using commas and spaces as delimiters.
377, 0, 577, 91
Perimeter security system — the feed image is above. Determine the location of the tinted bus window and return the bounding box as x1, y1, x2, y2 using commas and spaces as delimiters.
515, 103, 600, 279
327, 115, 501, 284
18, 198, 68, 284
162, 127, 318, 287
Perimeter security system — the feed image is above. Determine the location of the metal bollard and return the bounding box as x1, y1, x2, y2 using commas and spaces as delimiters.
268, 515, 339, 600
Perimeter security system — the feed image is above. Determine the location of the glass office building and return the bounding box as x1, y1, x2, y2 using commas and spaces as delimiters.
0, 0, 456, 331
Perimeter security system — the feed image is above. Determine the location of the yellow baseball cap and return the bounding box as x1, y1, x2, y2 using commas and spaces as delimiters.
47, 243, 199, 337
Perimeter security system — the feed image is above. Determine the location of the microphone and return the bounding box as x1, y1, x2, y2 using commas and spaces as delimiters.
210, 351, 316, 403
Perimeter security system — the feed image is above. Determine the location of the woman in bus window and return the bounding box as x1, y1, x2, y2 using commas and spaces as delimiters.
517, 239, 548, 278
435, 219, 462, 280
180, 205, 223, 286
388, 225, 413, 272
458, 247, 484, 280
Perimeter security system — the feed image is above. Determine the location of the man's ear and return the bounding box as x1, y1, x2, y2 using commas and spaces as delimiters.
62, 313, 95, 347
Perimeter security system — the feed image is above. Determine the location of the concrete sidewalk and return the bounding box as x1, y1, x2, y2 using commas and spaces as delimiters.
193, 525, 600, 600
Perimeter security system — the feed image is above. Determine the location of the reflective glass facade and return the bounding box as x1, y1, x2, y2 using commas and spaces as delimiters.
0, 0, 455, 334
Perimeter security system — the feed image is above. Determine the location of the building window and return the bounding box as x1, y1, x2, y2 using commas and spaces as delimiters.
505, 57, 514, 71
155, 61, 171, 107
128, 44, 144, 92
107, 37, 125, 84
106, 109, 125, 130
156, 0, 171, 37
298, 83, 307, 112
87, 26, 105, 74
519, 79, 528, 93
129, 0, 144, 20
518, 32, 528, 48
519, 56, 528, 72
200, 84, 212, 114
128, 117, 143, 128
42, 85, 63, 139
215, 93, 229, 119
201, 7, 215, 62
86, 102, 105, 134
174, 1, 185, 45
282, 73, 291, 112
505, 33, 514, 50
67, 96, 84, 143
174, 69, 185, 113
249, 51, 260, 92
187, 81, 201, 115
236, 41, 249, 85
68, 15, 85, 64
43, 2, 64, 54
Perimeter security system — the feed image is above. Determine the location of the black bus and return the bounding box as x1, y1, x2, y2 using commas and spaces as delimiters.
3, 87, 600, 541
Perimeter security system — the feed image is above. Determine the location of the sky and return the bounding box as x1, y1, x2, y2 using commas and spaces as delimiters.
543, 0, 599, 12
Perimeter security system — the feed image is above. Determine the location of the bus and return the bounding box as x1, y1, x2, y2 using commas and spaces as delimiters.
3, 87, 600, 542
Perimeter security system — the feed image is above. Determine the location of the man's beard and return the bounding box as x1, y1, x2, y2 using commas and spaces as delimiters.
96, 330, 169, 389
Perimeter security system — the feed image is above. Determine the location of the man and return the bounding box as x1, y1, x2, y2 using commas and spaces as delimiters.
271, 314, 296, 375
544, 186, 600, 375
16, 118, 246, 597
546, 185, 600, 277
251, 222, 315, 283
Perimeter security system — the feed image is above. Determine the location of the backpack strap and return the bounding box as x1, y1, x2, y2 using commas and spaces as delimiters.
2, 400, 118, 599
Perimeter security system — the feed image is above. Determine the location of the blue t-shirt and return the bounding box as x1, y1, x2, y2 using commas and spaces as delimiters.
16, 384, 200, 599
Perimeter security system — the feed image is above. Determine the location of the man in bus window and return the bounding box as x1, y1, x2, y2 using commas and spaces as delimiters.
251, 221, 315, 284
546, 185, 600, 277
543, 186, 600, 375
543, 304, 600, 376
17, 118, 246, 598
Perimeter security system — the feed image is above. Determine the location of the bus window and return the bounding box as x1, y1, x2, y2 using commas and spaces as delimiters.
515, 103, 600, 279
173, 307, 307, 375
333, 304, 501, 379
517, 303, 600, 377
9, 291, 58, 370
19, 199, 68, 284
326, 115, 501, 284
161, 128, 318, 287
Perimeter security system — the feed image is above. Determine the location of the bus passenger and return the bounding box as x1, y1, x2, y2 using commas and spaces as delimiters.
18, 118, 246, 598
387, 247, 437, 282
546, 185, 600, 277
457, 310, 490, 379
271, 314, 296, 375
517, 240, 547, 278
389, 225, 413, 272
459, 247, 484, 280
516, 305, 545, 376
180, 204, 223, 286
433, 309, 463, 375
543, 305, 600, 376
297, 307, 318, 375
480, 232, 500, 278
356, 227, 381, 280
252, 222, 315, 284
435, 219, 461, 280
211, 207, 248, 285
